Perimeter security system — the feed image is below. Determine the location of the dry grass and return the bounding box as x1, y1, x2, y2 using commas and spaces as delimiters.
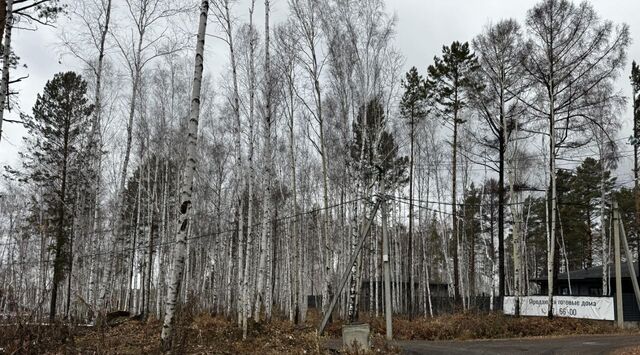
0, 322, 80, 354
321, 312, 620, 341
615, 346, 640, 355
0, 311, 629, 354
69, 315, 326, 354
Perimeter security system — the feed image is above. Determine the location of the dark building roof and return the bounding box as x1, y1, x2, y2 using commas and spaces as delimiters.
531, 262, 639, 282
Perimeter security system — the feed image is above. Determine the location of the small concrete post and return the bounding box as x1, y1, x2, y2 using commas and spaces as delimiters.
342, 323, 370, 351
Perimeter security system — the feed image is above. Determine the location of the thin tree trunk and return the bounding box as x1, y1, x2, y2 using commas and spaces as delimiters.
241, 0, 257, 339
0, 0, 6, 47
286, 60, 300, 324
50, 110, 71, 321
0, 0, 12, 143
144, 157, 158, 318
547, 85, 557, 318
254, 0, 273, 323
347, 200, 360, 322
161, 0, 208, 348
408, 118, 415, 317
452, 107, 459, 302
602, 158, 609, 295
381, 188, 392, 340
128, 166, 143, 312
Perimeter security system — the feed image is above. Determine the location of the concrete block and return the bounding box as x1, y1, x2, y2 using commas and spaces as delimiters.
342, 323, 370, 351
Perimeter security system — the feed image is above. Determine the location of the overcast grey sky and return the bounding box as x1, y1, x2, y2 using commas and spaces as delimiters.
3, 0, 640, 183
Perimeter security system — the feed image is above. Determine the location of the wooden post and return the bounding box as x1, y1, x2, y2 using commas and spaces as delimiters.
317, 200, 381, 335
613, 201, 624, 327
381, 188, 392, 340
617, 215, 640, 312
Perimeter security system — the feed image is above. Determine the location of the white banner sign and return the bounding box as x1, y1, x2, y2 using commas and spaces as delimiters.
503, 296, 614, 321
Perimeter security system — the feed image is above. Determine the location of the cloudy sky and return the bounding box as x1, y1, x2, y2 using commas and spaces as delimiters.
3, 0, 640, 184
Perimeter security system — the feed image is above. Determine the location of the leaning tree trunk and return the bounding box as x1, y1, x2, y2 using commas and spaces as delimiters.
161, 0, 208, 349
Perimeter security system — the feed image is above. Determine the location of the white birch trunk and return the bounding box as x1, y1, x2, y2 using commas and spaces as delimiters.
254, 0, 274, 322
241, 0, 257, 338
0, 0, 12, 142
161, 0, 208, 348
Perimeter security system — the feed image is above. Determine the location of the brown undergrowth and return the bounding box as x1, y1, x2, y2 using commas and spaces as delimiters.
0, 321, 80, 354
0, 311, 629, 354
615, 346, 640, 355
319, 311, 620, 341
70, 315, 326, 354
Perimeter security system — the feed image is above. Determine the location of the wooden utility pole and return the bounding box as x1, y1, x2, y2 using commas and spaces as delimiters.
613, 201, 623, 327
381, 190, 392, 340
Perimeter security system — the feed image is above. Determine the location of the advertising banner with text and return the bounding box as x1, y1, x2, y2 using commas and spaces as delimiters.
503, 296, 614, 321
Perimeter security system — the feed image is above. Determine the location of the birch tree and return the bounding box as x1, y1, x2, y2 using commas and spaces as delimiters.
210, 0, 245, 324
274, 21, 301, 323
288, 0, 332, 313
522, 0, 629, 317
59, 0, 114, 317
254, 0, 274, 322
238, 0, 259, 338
161, 0, 208, 349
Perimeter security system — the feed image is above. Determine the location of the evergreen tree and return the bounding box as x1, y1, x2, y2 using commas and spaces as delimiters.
19, 71, 93, 321
614, 187, 638, 257
541, 159, 614, 274
427, 41, 480, 300
350, 98, 408, 189
461, 183, 481, 301
400, 66, 428, 316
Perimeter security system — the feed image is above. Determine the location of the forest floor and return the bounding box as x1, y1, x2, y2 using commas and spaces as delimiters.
0, 310, 636, 354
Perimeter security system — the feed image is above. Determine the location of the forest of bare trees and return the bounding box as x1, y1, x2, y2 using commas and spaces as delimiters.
1, 0, 639, 351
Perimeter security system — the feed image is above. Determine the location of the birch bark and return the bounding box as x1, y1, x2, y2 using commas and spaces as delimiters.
161, 0, 208, 348
254, 0, 273, 322
0, 0, 12, 142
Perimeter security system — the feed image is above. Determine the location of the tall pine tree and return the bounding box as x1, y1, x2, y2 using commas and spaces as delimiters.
427, 41, 480, 301
19, 71, 93, 321
400, 67, 428, 316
